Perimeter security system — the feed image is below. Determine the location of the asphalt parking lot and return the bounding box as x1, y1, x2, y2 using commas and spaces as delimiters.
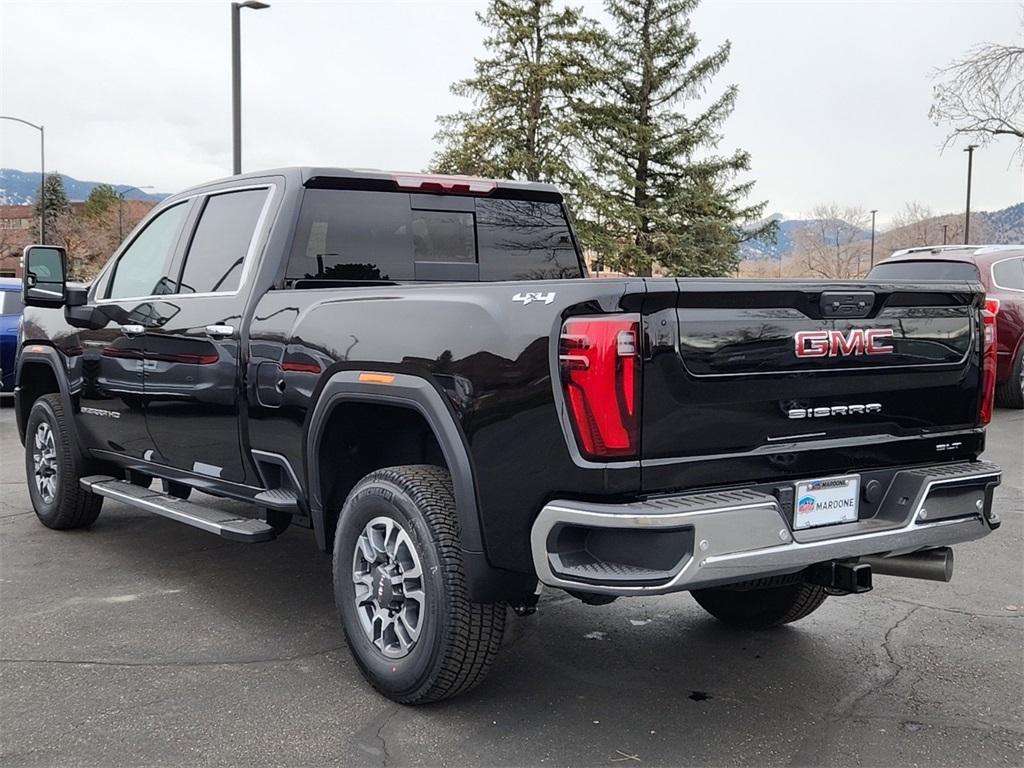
1, 405, 1021, 767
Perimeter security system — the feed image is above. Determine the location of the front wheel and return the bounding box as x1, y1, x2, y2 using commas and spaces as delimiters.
332, 465, 505, 704
24, 394, 103, 530
691, 581, 827, 629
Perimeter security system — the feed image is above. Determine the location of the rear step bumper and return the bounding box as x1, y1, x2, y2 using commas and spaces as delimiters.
81, 476, 276, 543
531, 461, 1001, 596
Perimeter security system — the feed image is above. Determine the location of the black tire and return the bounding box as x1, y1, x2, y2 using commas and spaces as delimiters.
24, 394, 102, 530
333, 465, 505, 704
995, 344, 1024, 410
691, 581, 827, 629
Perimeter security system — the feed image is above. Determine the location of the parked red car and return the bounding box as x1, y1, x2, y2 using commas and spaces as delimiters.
869, 245, 1024, 409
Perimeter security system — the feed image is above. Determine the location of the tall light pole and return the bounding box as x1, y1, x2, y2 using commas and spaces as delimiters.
942, 223, 949, 245
0, 115, 45, 243
232, 1, 270, 175
869, 209, 878, 269
116, 185, 154, 239
963, 144, 979, 245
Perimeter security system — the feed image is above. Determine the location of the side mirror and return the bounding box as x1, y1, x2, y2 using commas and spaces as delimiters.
23, 245, 67, 308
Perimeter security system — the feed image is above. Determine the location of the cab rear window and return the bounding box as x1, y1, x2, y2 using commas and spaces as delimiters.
285, 189, 582, 285
868, 261, 980, 281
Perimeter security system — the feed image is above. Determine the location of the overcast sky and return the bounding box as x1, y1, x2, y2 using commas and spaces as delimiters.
1, 0, 1021, 225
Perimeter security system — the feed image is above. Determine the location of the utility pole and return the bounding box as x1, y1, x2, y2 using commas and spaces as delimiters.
964, 144, 978, 245
870, 209, 878, 268
231, 1, 270, 175
942, 224, 949, 245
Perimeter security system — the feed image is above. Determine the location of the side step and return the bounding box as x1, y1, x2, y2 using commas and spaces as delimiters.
80, 475, 276, 543
253, 488, 299, 512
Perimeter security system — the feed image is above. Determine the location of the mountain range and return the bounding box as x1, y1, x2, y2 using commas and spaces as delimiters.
742, 202, 1024, 261
0, 168, 168, 205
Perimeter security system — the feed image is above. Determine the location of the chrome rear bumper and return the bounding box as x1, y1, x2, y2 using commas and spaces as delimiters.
531, 461, 1001, 596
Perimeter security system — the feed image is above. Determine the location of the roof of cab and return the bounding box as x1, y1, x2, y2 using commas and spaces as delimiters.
0, 277, 21, 291
171, 166, 562, 200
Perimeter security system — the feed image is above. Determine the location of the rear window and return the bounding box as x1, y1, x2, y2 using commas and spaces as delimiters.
285, 189, 581, 285
868, 260, 980, 281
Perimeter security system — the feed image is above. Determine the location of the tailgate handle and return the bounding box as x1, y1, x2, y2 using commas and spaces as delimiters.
820, 291, 875, 319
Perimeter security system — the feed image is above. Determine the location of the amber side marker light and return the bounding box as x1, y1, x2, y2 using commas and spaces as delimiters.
358, 372, 396, 385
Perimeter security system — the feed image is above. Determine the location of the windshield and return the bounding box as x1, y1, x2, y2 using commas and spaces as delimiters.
868, 261, 980, 281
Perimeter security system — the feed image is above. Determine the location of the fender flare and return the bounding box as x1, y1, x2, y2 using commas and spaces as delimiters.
304, 370, 484, 554
15, 345, 80, 448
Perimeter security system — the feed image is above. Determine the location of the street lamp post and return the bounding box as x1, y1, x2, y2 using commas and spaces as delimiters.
942, 224, 949, 245
0, 115, 45, 243
232, 1, 270, 175
116, 185, 154, 239
964, 144, 979, 245
869, 209, 878, 269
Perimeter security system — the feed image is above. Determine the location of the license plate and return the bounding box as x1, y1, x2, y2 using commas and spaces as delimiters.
793, 474, 860, 529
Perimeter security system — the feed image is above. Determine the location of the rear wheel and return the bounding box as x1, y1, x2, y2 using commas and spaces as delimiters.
25, 394, 103, 530
691, 581, 827, 629
332, 465, 505, 704
995, 344, 1023, 409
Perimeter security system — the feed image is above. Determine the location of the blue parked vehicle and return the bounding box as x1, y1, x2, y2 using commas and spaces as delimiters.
1, 277, 23, 395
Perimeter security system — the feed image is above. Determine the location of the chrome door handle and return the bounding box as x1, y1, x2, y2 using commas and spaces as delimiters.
119, 324, 144, 337
205, 324, 235, 339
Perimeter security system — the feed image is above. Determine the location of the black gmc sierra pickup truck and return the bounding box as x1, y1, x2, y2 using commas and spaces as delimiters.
16, 168, 1003, 704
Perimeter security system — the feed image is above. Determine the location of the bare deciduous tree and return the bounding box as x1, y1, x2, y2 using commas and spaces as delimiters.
793, 204, 870, 279
930, 13, 1024, 161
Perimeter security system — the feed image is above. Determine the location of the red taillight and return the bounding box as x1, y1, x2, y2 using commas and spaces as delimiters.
980, 298, 999, 425
392, 173, 496, 195
559, 315, 641, 459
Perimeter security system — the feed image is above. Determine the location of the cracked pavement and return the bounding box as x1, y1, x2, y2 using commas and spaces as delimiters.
1, 405, 1021, 767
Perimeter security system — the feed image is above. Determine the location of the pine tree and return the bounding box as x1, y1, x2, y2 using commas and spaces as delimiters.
84, 184, 119, 220
32, 173, 71, 244
579, 0, 771, 276
431, 0, 600, 191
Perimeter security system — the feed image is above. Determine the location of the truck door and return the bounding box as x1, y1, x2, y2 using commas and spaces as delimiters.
143, 185, 273, 485
77, 201, 192, 459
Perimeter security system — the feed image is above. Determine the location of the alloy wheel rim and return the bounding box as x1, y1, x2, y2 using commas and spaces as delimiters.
32, 421, 58, 504
352, 516, 426, 659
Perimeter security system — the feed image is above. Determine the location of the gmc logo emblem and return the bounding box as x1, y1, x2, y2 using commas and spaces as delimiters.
794, 329, 894, 358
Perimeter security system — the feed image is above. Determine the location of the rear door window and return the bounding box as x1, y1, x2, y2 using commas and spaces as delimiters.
178, 188, 268, 294
868, 261, 981, 281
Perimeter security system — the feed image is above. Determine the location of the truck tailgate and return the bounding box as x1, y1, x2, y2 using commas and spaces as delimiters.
641, 280, 983, 490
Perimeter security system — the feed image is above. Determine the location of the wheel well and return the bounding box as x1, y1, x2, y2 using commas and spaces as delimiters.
17, 361, 60, 437
317, 402, 447, 546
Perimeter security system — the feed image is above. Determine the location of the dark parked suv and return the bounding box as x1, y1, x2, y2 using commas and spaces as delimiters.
870, 246, 1024, 409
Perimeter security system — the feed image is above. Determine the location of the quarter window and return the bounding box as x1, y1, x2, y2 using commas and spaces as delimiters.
992, 257, 1024, 291
178, 189, 268, 294
107, 202, 189, 299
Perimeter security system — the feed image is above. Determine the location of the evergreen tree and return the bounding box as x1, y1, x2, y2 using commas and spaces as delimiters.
431, 0, 600, 191
579, 0, 771, 276
84, 184, 119, 220
32, 173, 70, 244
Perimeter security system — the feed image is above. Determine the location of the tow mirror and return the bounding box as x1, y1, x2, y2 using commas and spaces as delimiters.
23, 245, 67, 308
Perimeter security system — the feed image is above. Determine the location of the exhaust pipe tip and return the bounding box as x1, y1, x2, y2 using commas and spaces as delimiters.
861, 547, 954, 583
